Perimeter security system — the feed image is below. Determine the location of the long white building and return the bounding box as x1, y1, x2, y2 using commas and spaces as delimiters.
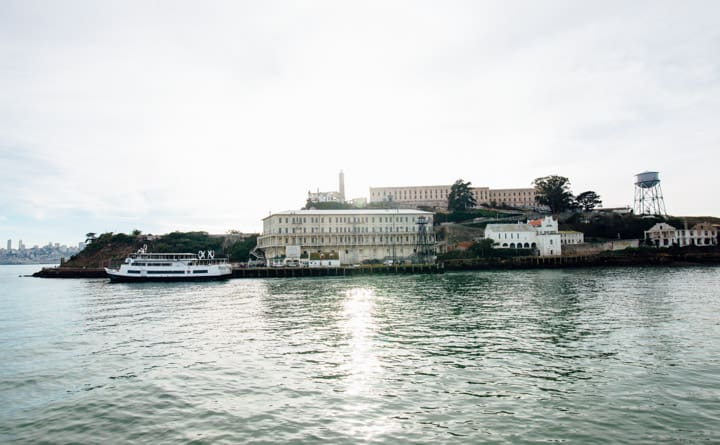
257, 209, 436, 265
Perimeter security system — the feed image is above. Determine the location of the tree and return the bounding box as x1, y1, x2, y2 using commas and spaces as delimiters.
448, 179, 477, 212
85, 232, 97, 244
228, 235, 259, 262
575, 191, 602, 212
533, 175, 575, 215
470, 239, 495, 257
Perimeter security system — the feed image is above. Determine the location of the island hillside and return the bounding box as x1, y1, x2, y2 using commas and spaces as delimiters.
61, 231, 258, 269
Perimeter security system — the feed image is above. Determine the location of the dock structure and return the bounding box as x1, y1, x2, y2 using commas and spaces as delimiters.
232, 264, 443, 278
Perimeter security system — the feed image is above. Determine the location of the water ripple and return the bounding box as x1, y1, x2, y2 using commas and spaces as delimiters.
1, 266, 719, 443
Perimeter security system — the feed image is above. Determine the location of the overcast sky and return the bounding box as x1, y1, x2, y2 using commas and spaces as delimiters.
2, 1, 719, 246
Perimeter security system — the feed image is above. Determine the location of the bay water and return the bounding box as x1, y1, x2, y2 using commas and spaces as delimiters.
1, 264, 719, 443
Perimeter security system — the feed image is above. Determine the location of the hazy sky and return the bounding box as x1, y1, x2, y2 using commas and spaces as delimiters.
2, 1, 719, 246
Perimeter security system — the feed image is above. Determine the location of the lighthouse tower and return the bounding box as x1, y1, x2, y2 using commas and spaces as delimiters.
339, 170, 346, 203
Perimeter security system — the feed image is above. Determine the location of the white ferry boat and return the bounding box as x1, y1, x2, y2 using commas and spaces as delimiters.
105, 246, 232, 282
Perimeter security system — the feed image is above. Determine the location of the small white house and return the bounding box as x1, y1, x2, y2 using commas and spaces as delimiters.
645, 222, 718, 247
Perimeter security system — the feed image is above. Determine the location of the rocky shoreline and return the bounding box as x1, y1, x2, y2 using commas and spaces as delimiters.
444, 249, 720, 270
33, 267, 108, 278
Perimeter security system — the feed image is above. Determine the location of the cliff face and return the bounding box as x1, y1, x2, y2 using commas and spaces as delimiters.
63, 243, 140, 268
61, 232, 149, 268
435, 223, 485, 245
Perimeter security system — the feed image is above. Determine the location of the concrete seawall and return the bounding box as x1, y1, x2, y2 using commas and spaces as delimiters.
444, 250, 720, 270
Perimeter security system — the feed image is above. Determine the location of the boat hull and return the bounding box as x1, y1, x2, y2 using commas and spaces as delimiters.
105, 269, 231, 283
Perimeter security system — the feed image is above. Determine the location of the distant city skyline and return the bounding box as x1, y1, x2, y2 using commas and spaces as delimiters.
0, 237, 82, 265
2, 1, 719, 246
2, 238, 81, 250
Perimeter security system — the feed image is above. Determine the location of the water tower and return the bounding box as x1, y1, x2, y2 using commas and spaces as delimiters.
633, 171, 667, 216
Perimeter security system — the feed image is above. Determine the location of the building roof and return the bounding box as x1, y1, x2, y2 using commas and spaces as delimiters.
264, 209, 433, 220
485, 223, 536, 232
454, 241, 474, 251
646, 222, 677, 232
370, 185, 450, 189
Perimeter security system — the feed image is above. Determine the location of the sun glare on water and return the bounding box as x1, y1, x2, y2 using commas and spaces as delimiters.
340, 287, 382, 397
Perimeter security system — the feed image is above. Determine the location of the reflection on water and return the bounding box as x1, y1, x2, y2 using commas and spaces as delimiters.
1, 266, 719, 444
340, 288, 380, 396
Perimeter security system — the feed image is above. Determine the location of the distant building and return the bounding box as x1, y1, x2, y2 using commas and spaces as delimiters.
308, 170, 346, 204
485, 188, 536, 208
560, 231, 584, 245
349, 197, 367, 208
369, 185, 450, 208
369, 184, 536, 209
6, 239, 10, 251
644, 222, 718, 248
593, 206, 633, 215
308, 190, 344, 203
256, 209, 436, 265
485, 216, 562, 256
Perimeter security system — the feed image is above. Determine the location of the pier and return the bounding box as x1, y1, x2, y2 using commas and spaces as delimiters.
232, 264, 443, 278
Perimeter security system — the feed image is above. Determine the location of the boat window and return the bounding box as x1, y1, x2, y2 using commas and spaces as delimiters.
192, 270, 209, 274
147, 270, 185, 274
127, 270, 141, 274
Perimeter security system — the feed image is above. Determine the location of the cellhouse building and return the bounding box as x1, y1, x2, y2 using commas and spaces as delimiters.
256, 209, 436, 265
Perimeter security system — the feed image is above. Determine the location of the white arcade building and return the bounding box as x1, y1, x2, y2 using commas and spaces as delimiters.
484, 216, 562, 256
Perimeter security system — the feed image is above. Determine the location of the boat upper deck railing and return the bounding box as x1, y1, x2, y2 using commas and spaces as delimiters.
127, 257, 229, 263
131, 253, 199, 260
128, 247, 225, 262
